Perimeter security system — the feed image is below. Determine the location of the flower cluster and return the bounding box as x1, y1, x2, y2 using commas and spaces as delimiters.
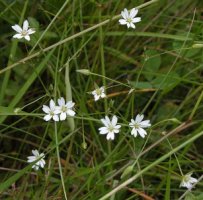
13, 9, 198, 191
98, 114, 151, 140
42, 97, 75, 122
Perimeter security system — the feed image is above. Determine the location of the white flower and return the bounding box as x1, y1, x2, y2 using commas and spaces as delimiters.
180, 173, 198, 190
42, 99, 60, 121
91, 86, 106, 101
27, 150, 45, 170
11, 19, 35, 41
99, 115, 121, 140
57, 97, 75, 121
129, 114, 151, 138
119, 8, 141, 29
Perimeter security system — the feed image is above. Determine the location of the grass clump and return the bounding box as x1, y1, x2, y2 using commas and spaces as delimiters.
0, 0, 203, 199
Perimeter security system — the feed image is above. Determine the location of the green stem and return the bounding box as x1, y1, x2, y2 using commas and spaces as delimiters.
54, 122, 68, 200
189, 89, 203, 120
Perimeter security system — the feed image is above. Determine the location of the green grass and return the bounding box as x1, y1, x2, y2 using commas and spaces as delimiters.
1, 0, 203, 199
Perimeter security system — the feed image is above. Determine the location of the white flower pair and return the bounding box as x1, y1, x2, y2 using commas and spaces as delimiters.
42, 97, 75, 122
12, 8, 141, 43
99, 114, 151, 140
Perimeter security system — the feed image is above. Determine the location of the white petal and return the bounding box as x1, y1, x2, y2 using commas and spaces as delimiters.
24, 35, 30, 41
131, 128, 138, 137
99, 127, 108, 134
23, 20, 29, 31
124, 8, 129, 18
54, 106, 60, 114
58, 97, 65, 106
32, 150, 39, 156
94, 95, 100, 101
53, 115, 59, 121
107, 132, 115, 140
12, 24, 22, 33
135, 114, 144, 123
114, 129, 120, 133
44, 114, 52, 121
101, 93, 106, 98
127, 23, 131, 28
66, 109, 75, 116
121, 10, 127, 19
13, 34, 23, 39
190, 177, 198, 183
138, 128, 147, 138
50, 99, 56, 109
66, 101, 75, 108
105, 116, 111, 125
115, 125, 121, 130
39, 160, 45, 168
111, 115, 118, 126
28, 28, 35, 34
130, 8, 138, 18
101, 118, 109, 127
27, 156, 36, 162
140, 120, 151, 128
42, 105, 50, 113
132, 17, 141, 23
119, 19, 127, 25
130, 22, 135, 29
60, 112, 67, 121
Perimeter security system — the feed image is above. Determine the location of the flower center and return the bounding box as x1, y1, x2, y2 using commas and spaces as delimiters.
61, 105, 67, 112
50, 111, 55, 116
108, 125, 115, 132
21, 30, 28, 36
126, 18, 132, 23
183, 176, 190, 183
134, 123, 140, 129
96, 88, 102, 95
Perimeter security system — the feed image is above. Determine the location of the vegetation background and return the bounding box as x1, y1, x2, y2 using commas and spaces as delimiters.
0, 0, 203, 199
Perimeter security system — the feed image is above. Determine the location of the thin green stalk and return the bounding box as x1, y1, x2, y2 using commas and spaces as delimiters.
189, 89, 203, 120
54, 122, 68, 200
65, 60, 75, 131
89, 72, 131, 88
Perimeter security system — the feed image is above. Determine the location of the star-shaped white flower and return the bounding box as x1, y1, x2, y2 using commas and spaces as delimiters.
11, 19, 35, 41
99, 115, 121, 140
180, 173, 198, 190
129, 114, 151, 138
42, 99, 60, 121
57, 97, 76, 121
27, 150, 45, 170
91, 86, 106, 101
119, 8, 141, 29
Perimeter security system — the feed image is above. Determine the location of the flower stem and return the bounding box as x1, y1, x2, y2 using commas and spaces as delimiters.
54, 122, 68, 200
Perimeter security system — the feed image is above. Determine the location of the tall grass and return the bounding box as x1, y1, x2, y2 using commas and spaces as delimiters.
0, 0, 203, 199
